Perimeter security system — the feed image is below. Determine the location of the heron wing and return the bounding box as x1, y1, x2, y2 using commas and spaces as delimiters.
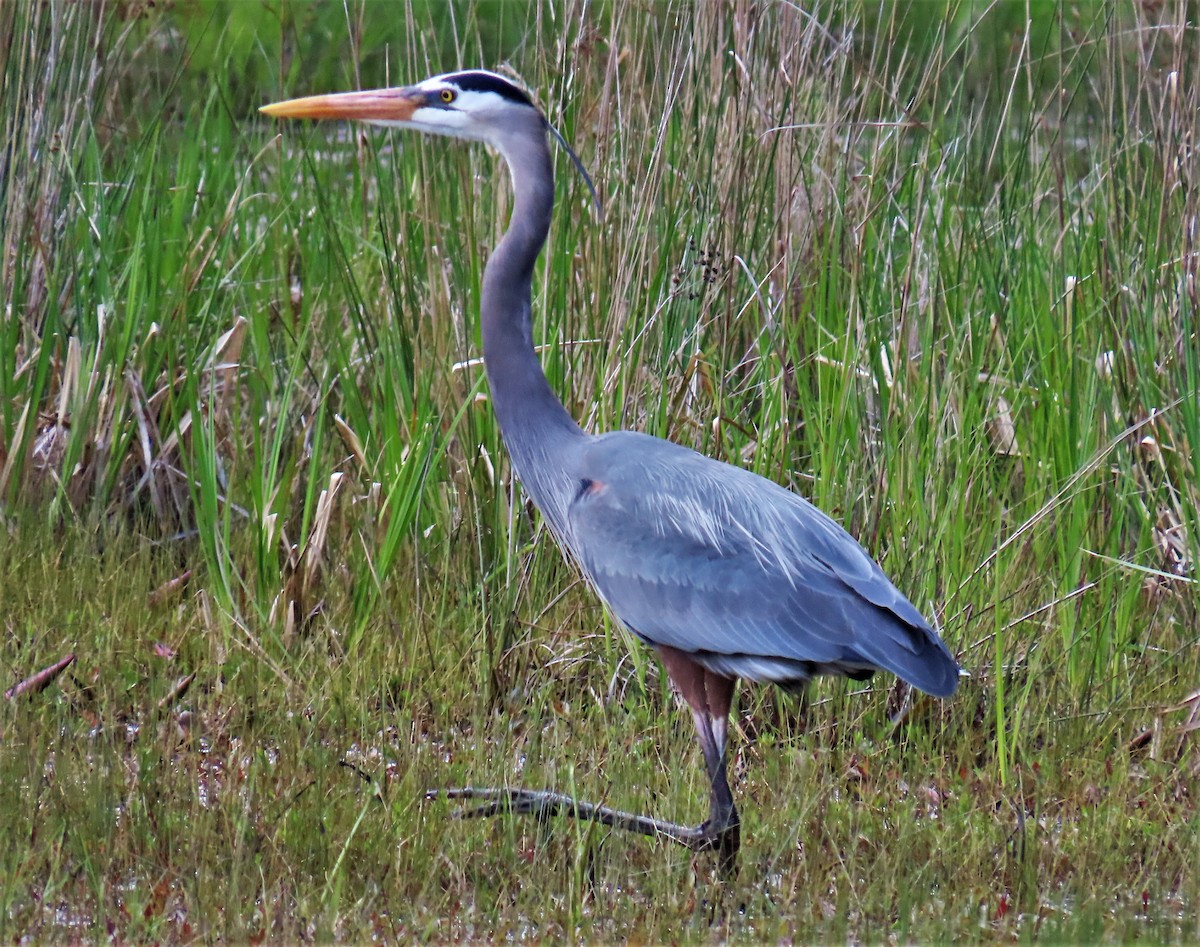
564, 431, 958, 697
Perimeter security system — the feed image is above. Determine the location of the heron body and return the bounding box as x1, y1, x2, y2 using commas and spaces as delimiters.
264, 70, 959, 869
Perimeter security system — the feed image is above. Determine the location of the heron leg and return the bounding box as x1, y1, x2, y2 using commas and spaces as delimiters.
428, 650, 742, 874
693, 670, 739, 874
657, 647, 741, 872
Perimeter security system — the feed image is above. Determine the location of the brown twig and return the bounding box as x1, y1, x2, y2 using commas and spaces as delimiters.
5, 653, 76, 700
157, 672, 196, 712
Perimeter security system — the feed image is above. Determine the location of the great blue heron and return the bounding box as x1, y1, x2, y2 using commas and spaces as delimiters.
263, 70, 959, 872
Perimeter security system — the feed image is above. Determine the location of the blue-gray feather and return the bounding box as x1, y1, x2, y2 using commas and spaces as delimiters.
561, 431, 959, 698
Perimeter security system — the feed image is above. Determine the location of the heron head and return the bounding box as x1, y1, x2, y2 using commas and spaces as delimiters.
262, 69, 599, 209
260, 70, 540, 143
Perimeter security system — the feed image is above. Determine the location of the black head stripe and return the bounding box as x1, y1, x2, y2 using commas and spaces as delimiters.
446, 71, 535, 108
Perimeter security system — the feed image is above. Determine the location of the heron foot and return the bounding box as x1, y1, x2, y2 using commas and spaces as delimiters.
696, 813, 740, 878
427, 786, 740, 874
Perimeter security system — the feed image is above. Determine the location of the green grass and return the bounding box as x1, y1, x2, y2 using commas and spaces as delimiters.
2, 0, 1198, 941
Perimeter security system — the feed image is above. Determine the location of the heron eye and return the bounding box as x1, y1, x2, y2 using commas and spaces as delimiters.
440, 89, 456, 104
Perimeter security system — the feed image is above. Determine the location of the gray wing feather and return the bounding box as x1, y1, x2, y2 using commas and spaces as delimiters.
565, 431, 958, 697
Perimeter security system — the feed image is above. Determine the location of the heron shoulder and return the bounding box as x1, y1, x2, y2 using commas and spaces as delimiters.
573, 429, 848, 552
570, 428, 932, 623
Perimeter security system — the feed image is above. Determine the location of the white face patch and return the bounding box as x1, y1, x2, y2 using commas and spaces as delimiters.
368, 74, 532, 142
384, 105, 476, 139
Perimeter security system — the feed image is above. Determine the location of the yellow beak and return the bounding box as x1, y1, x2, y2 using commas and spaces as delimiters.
260, 87, 423, 122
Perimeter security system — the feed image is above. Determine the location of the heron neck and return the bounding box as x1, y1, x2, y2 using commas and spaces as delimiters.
482, 122, 584, 528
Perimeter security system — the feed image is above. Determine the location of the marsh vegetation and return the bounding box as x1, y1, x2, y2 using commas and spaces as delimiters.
1, 1, 1198, 940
